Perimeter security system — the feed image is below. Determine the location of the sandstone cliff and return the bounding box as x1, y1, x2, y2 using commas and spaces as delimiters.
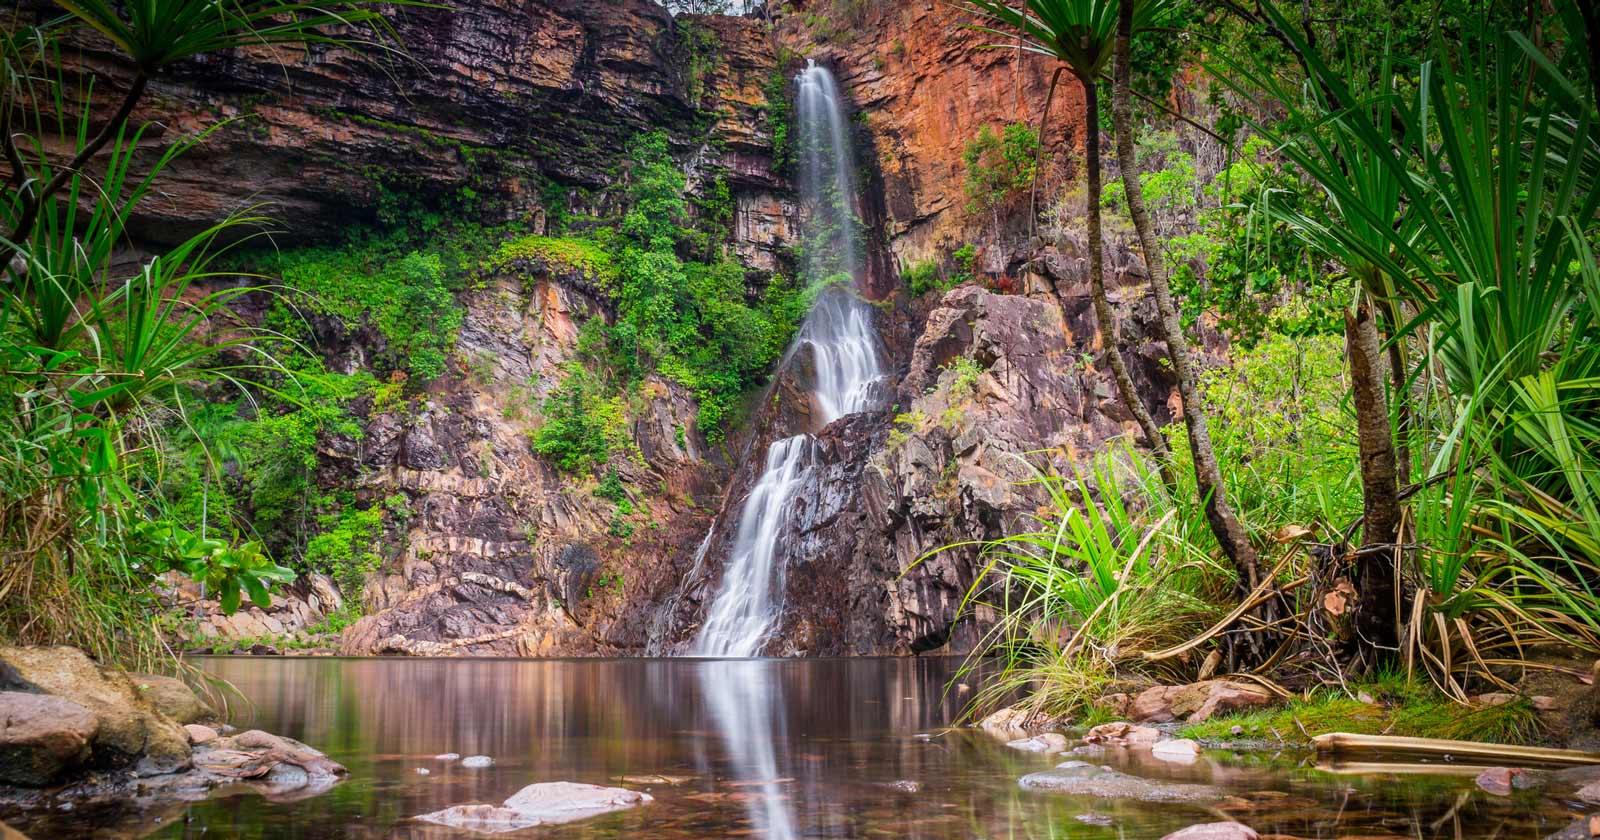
44, 0, 1201, 656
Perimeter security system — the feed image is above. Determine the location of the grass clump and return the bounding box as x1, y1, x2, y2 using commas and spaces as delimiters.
484, 234, 617, 284
1182, 679, 1543, 746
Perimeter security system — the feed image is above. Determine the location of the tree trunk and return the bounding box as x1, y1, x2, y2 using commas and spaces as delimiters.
1345, 292, 1401, 653
1076, 73, 1177, 492
1113, 3, 1258, 589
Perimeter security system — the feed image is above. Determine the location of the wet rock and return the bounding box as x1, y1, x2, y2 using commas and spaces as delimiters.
183, 724, 218, 745
1161, 823, 1259, 840
195, 730, 347, 781
1577, 782, 1600, 803
1476, 767, 1524, 796
417, 782, 653, 832
1019, 763, 1224, 803
980, 707, 1062, 739
1084, 722, 1163, 746
434, 752, 460, 761
415, 767, 431, 775
0, 692, 98, 786
0, 647, 190, 777
1543, 815, 1600, 840
416, 803, 542, 833
1151, 739, 1201, 763
132, 674, 214, 725
1169, 681, 1273, 723
461, 755, 494, 768
1006, 733, 1070, 753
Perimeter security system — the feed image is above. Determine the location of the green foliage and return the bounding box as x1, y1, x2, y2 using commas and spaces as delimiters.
484, 235, 617, 284
302, 502, 388, 596
1182, 676, 1543, 746
963, 122, 1040, 223
763, 55, 798, 176
937, 449, 1223, 720
0, 0, 399, 666
944, 355, 984, 401
531, 364, 631, 472
255, 235, 465, 382
566, 130, 805, 442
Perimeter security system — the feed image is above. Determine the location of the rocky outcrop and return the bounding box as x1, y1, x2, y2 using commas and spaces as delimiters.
325, 272, 723, 656
774, 1, 1085, 271
654, 284, 1175, 655
0, 647, 192, 779
0, 647, 345, 827
161, 572, 343, 650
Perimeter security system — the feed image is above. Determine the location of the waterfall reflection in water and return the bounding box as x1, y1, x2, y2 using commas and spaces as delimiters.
699, 659, 798, 840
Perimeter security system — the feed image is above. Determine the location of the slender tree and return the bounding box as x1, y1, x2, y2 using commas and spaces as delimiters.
961, 0, 1177, 490
1109, 0, 1260, 589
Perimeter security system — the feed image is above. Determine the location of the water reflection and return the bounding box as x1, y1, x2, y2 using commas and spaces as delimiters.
699, 660, 797, 840
7, 657, 1577, 840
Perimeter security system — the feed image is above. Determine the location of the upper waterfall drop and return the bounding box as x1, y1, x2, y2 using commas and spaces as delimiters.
691, 61, 885, 658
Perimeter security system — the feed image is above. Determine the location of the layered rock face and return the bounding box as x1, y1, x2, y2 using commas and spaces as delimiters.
26, 0, 790, 261
43, 0, 1197, 657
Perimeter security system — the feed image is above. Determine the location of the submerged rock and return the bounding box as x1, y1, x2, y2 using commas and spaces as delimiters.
1083, 722, 1163, 746
1006, 733, 1071, 754
1019, 763, 1223, 803
416, 782, 652, 833
1161, 822, 1259, 840
1151, 739, 1201, 763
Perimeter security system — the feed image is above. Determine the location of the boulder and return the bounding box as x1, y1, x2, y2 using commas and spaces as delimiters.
0, 647, 190, 776
1084, 722, 1162, 746
0, 691, 98, 786
502, 782, 653, 823
1577, 782, 1600, 804
416, 782, 653, 833
1018, 762, 1224, 803
1161, 823, 1259, 840
1128, 686, 1183, 723
1475, 767, 1523, 796
1168, 681, 1273, 723
132, 674, 214, 724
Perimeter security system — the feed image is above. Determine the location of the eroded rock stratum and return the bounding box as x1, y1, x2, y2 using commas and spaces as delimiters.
83, 0, 1187, 656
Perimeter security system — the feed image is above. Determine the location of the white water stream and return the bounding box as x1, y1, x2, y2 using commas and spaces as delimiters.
692, 62, 882, 840
693, 62, 883, 659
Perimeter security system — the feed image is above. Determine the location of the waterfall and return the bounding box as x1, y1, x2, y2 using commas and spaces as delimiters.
692, 61, 883, 658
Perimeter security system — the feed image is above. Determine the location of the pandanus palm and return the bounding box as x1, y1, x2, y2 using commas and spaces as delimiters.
961, 0, 1263, 593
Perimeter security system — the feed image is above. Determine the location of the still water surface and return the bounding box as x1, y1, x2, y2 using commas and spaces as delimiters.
24, 656, 1579, 839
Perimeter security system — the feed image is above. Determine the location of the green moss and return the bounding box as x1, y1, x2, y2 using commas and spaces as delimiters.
1180, 680, 1544, 746
485, 235, 618, 284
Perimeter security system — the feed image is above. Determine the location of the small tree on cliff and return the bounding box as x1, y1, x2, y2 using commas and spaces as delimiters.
959, 0, 1178, 492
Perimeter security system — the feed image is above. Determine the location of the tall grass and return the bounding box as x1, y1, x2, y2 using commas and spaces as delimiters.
944, 449, 1224, 719
0, 0, 402, 668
